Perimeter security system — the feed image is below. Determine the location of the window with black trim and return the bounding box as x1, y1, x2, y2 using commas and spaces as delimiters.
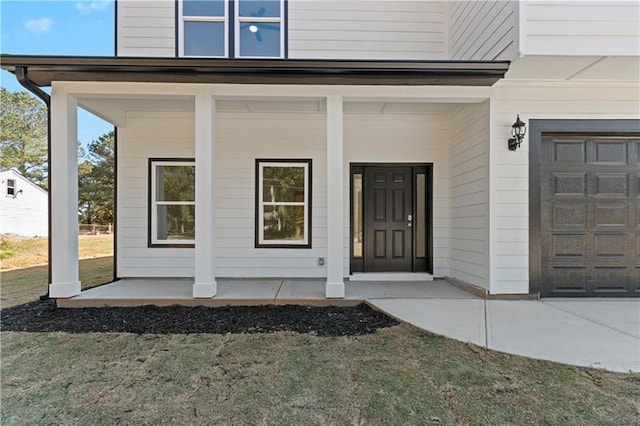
149, 159, 196, 247
179, 0, 285, 58
6, 179, 16, 196
256, 159, 311, 248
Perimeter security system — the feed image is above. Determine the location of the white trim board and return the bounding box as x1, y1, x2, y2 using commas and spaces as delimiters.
349, 273, 434, 282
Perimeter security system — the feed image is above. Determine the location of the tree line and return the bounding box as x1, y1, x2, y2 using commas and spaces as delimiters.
0, 88, 114, 225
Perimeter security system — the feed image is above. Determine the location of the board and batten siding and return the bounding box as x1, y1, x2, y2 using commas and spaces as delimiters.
117, 0, 176, 57
344, 111, 451, 278
489, 81, 640, 294
288, 1, 448, 60
448, 0, 519, 61
448, 102, 490, 289
521, 1, 640, 56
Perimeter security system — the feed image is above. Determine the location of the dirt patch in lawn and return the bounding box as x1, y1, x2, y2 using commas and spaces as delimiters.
0, 301, 398, 336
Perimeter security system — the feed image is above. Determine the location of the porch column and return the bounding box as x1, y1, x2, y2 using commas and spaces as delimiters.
49, 90, 80, 297
193, 95, 217, 298
325, 96, 345, 298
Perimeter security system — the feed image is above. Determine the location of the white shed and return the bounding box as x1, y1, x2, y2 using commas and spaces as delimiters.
0, 169, 48, 237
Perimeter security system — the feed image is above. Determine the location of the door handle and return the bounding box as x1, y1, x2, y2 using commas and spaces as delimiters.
407, 214, 412, 228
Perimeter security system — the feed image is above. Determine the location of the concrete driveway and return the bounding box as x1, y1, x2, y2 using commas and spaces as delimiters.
368, 298, 640, 373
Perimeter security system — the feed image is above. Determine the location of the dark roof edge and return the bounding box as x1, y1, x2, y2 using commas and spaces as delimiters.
1, 54, 508, 72
0, 54, 509, 87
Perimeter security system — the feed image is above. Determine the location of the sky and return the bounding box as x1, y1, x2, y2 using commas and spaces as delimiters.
1, 0, 115, 146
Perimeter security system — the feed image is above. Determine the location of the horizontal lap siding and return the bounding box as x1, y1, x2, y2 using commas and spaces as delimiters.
344, 113, 450, 278
117, 110, 327, 278
288, 1, 447, 60
448, 0, 519, 60
215, 113, 327, 278
118, 111, 194, 277
522, 1, 640, 56
117, 0, 175, 57
489, 81, 640, 294
449, 102, 490, 289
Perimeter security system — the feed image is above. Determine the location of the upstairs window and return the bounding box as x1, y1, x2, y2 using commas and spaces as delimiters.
180, 0, 228, 57
179, 0, 285, 58
6, 179, 15, 196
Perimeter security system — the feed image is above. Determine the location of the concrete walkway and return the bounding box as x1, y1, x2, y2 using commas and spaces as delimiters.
368, 298, 640, 373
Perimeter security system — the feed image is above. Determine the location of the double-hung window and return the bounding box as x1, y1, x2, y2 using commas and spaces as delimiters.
179, 0, 285, 58
256, 159, 311, 248
180, 0, 228, 57
149, 159, 196, 247
6, 179, 16, 196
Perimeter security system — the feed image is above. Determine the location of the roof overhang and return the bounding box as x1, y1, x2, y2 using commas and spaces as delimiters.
1, 55, 509, 87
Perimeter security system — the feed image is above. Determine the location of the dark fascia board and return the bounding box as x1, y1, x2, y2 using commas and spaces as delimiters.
0, 54, 509, 87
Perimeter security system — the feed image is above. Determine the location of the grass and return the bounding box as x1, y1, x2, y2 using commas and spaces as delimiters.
1, 236, 638, 424
0, 257, 114, 309
0, 234, 114, 271
2, 325, 639, 424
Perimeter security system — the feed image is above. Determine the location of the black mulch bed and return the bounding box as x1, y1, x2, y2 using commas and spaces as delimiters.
0, 300, 399, 336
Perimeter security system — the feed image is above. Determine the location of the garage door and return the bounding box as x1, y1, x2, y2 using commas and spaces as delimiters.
540, 135, 640, 297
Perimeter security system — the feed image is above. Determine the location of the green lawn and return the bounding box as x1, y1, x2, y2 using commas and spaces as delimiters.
2, 324, 639, 424
1, 235, 114, 271
0, 257, 114, 309
1, 249, 638, 424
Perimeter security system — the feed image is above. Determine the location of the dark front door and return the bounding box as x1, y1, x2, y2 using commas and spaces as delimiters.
363, 166, 413, 272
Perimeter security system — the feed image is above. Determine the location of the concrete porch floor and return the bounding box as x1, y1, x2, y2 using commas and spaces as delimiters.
57, 278, 474, 308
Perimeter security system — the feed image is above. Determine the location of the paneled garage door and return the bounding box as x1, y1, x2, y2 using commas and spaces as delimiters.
540, 135, 639, 297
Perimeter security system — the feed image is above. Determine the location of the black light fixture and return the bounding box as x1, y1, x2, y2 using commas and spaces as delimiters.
508, 114, 526, 151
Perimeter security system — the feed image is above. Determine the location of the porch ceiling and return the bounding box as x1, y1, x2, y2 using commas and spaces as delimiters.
77, 96, 459, 126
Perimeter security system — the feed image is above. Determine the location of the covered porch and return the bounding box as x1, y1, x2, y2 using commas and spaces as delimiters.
0, 56, 507, 302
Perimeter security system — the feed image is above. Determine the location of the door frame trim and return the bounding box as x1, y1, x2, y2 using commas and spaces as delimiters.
528, 119, 640, 296
349, 162, 433, 274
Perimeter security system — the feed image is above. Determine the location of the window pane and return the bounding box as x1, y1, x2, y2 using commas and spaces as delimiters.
184, 22, 225, 56
416, 173, 426, 258
239, 22, 280, 57
353, 173, 363, 258
156, 165, 195, 202
157, 205, 195, 241
262, 166, 305, 202
263, 205, 304, 241
184, 0, 225, 17
239, 0, 280, 17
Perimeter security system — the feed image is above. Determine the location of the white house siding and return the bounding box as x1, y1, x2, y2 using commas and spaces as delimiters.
448, 102, 490, 289
215, 111, 327, 278
288, 1, 448, 60
117, 105, 458, 279
521, 1, 640, 56
117, 0, 176, 57
489, 80, 640, 294
117, 109, 328, 278
117, 111, 195, 277
448, 0, 519, 61
344, 110, 451, 278
0, 170, 48, 237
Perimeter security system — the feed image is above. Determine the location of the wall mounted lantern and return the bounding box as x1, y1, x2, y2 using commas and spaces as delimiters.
507, 114, 526, 151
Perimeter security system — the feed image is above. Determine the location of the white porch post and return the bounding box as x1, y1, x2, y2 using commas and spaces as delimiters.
193, 95, 217, 298
49, 90, 81, 298
325, 96, 345, 298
